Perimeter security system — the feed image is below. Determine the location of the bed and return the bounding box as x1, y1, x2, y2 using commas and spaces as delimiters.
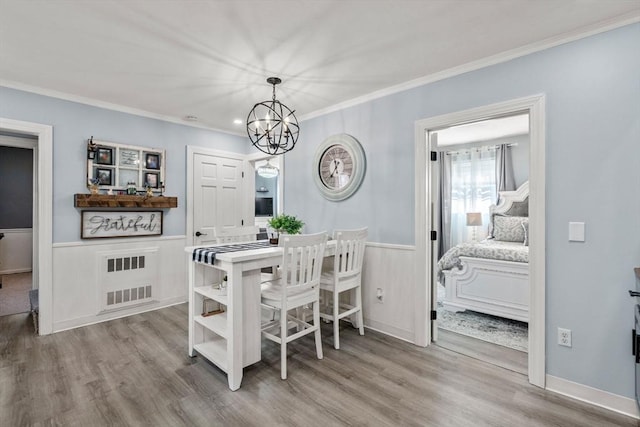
437, 181, 530, 323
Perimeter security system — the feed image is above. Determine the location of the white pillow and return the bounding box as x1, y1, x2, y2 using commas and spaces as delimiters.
493, 216, 528, 242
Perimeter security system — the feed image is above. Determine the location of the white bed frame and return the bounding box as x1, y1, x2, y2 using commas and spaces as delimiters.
441, 181, 530, 323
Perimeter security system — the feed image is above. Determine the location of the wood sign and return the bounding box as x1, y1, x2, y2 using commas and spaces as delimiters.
81, 210, 163, 239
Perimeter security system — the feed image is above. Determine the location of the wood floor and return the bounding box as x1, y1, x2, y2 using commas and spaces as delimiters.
0, 304, 635, 427
436, 329, 528, 375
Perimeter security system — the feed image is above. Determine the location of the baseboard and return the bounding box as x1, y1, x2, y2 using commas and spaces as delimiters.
0, 268, 32, 275
53, 297, 187, 333
364, 318, 414, 343
546, 374, 639, 419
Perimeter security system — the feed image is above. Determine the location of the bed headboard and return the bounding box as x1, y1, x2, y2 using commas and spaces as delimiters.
490, 181, 529, 217
488, 181, 529, 236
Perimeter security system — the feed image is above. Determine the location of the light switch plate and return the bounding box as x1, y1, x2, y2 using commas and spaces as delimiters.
569, 222, 585, 242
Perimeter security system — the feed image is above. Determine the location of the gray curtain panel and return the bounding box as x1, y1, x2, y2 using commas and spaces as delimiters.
437, 154, 452, 259
495, 144, 516, 200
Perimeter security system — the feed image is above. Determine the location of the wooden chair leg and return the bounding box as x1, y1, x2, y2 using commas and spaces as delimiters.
280, 311, 287, 380
333, 290, 340, 350
313, 301, 323, 360
355, 285, 364, 335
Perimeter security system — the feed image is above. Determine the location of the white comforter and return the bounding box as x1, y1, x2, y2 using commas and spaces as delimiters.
437, 239, 529, 274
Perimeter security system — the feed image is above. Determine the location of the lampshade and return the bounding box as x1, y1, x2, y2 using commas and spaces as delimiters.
466, 212, 483, 226
257, 160, 279, 178
247, 77, 299, 155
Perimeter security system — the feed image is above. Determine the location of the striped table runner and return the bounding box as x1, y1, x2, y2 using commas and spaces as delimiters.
192, 241, 272, 265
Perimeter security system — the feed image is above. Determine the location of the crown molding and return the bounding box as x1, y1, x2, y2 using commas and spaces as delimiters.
0, 79, 246, 137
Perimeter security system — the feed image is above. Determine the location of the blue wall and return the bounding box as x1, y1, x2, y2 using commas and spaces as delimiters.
0, 87, 248, 242
286, 24, 640, 398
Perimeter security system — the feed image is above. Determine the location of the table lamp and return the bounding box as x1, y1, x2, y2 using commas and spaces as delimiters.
466, 212, 483, 242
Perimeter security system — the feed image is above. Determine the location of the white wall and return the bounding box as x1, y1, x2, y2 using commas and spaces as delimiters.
0, 228, 32, 274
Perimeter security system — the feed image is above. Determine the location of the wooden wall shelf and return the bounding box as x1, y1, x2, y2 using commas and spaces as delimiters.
74, 194, 178, 208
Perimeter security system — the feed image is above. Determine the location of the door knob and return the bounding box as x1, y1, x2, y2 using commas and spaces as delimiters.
195, 231, 207, 237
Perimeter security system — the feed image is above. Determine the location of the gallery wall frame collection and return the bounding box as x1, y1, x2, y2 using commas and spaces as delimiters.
86, 139, 165, 193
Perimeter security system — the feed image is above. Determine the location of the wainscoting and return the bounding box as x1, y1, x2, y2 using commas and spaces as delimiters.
51, 235, 187, 332
361, 242, 415, 342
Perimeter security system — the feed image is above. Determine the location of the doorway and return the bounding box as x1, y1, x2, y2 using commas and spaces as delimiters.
430, 114, 530, 375
414, 95, 546, 387
0, 118, 52, 335
0, 136, 36, 319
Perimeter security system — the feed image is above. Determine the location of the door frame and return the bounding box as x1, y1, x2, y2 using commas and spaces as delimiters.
0, 117, 53, 335
414, 94, 546, 387
246, 151, 285, 219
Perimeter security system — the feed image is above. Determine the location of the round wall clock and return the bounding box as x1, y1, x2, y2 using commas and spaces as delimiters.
313, 134, 366, 201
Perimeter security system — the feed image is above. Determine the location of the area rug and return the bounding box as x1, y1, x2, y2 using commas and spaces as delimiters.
0, 272, 32, 316
437, 285, 528, 352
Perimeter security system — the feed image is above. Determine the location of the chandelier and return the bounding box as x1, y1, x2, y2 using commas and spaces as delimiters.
257, 159, 279, 178
247, 77, 299, 155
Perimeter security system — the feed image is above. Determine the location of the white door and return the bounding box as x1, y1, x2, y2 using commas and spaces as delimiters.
193, 153, 244, 246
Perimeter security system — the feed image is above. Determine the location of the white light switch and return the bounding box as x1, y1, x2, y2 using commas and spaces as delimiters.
569, 222, 585, 242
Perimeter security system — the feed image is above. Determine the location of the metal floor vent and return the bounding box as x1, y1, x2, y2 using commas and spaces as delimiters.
99, 249, 158, 312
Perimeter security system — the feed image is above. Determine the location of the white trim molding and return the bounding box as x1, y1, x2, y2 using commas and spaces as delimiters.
414, 94, 546, 388
546, 375, 640, 420
0, 117, 53, 335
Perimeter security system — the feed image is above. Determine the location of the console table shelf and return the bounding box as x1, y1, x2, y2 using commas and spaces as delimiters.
74, 194, 177, 208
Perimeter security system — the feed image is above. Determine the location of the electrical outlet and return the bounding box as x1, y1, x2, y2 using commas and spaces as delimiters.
376, 288, 383, 303
558, 328, 572, 347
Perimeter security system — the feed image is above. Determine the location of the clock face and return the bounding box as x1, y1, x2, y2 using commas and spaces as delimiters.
319, 144, 354, 190
313, 134, 366, 201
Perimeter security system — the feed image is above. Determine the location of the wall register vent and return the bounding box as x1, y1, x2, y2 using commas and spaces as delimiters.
98, 249, 158, 312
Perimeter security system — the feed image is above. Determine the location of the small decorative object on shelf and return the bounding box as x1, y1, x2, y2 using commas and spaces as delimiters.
88, 178, 100, 195
145, 183, 153, 197
202, 298, 224, 317
126, 181, 137, 195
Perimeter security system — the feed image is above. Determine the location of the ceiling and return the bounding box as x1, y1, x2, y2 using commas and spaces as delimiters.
436, 114, 529, 146
1, 1, 638, 136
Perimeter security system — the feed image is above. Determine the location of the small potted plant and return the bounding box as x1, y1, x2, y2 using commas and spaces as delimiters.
267, 214, 304, 244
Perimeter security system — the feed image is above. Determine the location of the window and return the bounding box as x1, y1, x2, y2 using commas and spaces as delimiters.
449, 148, 497, 246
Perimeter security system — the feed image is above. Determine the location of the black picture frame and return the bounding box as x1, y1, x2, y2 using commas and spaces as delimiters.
145, 172, 159, 188
145, 153, 160, 170
96, 168, 113, 185
96, 147, 113, 165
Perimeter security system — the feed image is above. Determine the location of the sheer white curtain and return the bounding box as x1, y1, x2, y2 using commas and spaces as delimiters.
449, 148, 497, 247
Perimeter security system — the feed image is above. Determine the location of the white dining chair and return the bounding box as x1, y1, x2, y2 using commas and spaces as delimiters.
212, 225, 260, 243
319, 227, 368, 349
260, 231, 327, 380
